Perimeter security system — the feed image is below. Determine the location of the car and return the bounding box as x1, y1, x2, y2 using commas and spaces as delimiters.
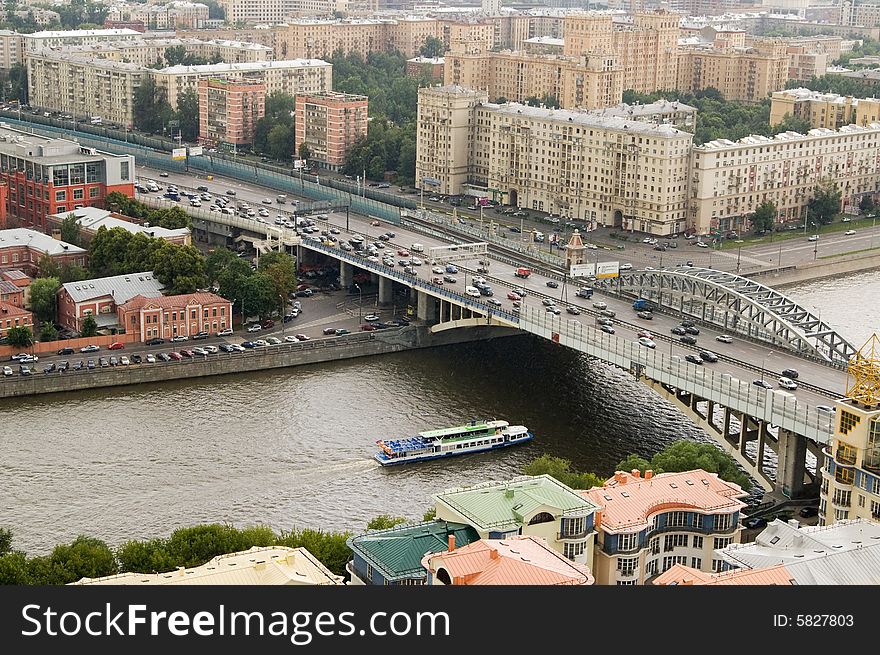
487, 298, 503, 307
295, 334, 311, 341
43, 362, 57, 374
247, 324, 262, 333
145, 338, 165, 346
743, 517, 768, 530
323, 327, 338, 335
220, 344, 235, 352
239, 341, 255, 349
715, 334, 733, 343
600, 324, 615, 334
226, 189, 236, 196
696, 241, 708, 248
4, 365, 15, 376
637, 330, 653, 339
364, 313, 380, 321
218, 328, 233, 336
168, 351, 183, 360
546, 306, 561, 315
58, 361, 70, 372
752, 379, 774, 389
432, 266, 445, 275
98, 357, 109, 368
546, 280, 559, 289
335, 328, 350, 336
592, 301, 608, 310
131, 354, 142, 364
19, 365, 31, 376
283, 335, 300, 343
816, 405, 835, 414
260, 319, 275, 329
619, 263, 633, 271
597, 317, 613, 327
16, 354, 38, 364
685, 326, 700, 335
410, 257, 423, 266
781, 368, 799, 379
443, 275, 457, 284
679, 335, 697, 345
371, 220, 381, 226
699, 350, 719, 363
160, 172, 169, 177
80, 344, 100, 353
170, 335, 188, 342
542, 298, 555, 307
57, 347, 75, 356
680, 320, 696, 328
191, 347, 208, 356
600, 309, 616, 318
266, 337, 283, 345
507, 292, 522, 301
778, 376, 798, 390
108, 356, 118, 366
296, 289, 314, 297
798, 506, 819, 518
638, 337, 657, 349
87, 359, 96, 369
807, 234, 819, 242
360, 323, 377, 331
685, 354, 704, 365
109, 341, 125, 350
637, 311, 654, 320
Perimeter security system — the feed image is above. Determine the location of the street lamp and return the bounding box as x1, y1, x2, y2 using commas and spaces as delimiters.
279, 294, 286, 336
355, 283, 362, 325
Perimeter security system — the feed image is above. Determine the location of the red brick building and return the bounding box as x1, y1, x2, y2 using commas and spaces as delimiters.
198, 79, 266, 147
0, 301, 32, 339
0, 124, 136, 232
117, 292, 232, 342
406, 56, 445, 81
0, 279, 23, 307
58, 271, 164, 334
295, 92, 368, 171
0, 228, 87, 277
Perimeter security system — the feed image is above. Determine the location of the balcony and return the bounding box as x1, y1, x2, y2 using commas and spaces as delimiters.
557, 528, 590, 542
835, 449, 857, 466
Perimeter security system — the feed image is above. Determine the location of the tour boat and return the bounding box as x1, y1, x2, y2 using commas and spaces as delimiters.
374, 420, 533, 466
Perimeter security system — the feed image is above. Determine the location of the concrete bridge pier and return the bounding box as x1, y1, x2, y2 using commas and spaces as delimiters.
409, 287, 418, 304
340, 262, 353, 289
777, 428, 810, 499
370, 272, 379, 285
417, 290, 437, 323
378, 277, 393, 306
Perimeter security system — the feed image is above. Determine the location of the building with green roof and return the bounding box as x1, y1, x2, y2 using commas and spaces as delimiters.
346, 521, 480, 585
433, 475, 600, 567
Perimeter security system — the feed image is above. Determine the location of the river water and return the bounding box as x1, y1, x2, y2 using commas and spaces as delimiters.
1, 273, 878, 554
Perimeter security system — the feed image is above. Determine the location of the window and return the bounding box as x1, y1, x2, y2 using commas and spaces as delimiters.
73, 189, 84, 200
563, 541, 585, 560
616, 580, 637, 585
617, 556, 639, 577
713, 537, 733, 550
836, 442, 858, 466
191, 310, 196, 319
834, 509, 849, 521
832, 489, 851, 506
561, 516, 585, 537
649, 537, 660, 555
618, 533, 638, 551
666, 511, 688, 527
661, 555, 686, 573
714, 514, 731, 531
55, 190, 66, 202
693, 536, 703, 550
712, 559, 723, 573
839, 410, 861, 435
664, 534, 688, 551
120, 161, 130, 181
691, 557, 702, 569
366, 564, 374, 581
89, 187, 99, 198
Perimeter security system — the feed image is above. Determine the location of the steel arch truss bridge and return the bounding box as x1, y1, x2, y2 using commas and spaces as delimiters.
596, 266, 857, 365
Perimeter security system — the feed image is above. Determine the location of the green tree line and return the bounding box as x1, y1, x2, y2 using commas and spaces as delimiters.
133, 78, 199, 141
105, 192, 192, 230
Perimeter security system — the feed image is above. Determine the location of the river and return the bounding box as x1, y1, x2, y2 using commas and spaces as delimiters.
1, 272, 878, 554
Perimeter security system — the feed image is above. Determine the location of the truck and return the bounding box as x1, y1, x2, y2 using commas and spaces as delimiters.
514, 267, 531, 278
632, 298, 658, 311
575, 287, 593, 299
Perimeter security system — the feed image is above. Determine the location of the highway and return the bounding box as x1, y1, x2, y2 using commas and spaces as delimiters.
136, 164, 849, 401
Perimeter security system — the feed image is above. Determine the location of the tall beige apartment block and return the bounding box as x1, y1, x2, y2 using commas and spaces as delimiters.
770, 88, 880, 129
294, 91, 368, 170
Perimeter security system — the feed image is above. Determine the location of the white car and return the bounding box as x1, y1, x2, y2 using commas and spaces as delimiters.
638, 337, 657, 349
696, 241, 709, 248
203, 345, 219, 354
432, 266, 445, 274
192, 347, 208, 355
218, 328, 233, 336
465, 286, 481, 298
620, 263, 633, 271
247, 324, 262, 333
170, 335, 188, 342
119, 356, 130, 365
145, 354, 157, 363
593, 301, 608, 310
3, 366, 12, 376
267, 336, 283, 345
364, 313, 379, 321
716, 334, 734, 343
254, 339, 268, 347
230, 344, 246, 352
778, 376, 798, 390
284, 335, 299, 343
845, 229, 856, 236
410, 257, 423, 266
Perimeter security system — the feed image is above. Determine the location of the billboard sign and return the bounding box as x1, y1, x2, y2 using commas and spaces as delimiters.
596, 261, 620, 279
172, 148, 187, 160
293, 159, 306, 169
188, 146, 203, 157
570, 263, 596, 278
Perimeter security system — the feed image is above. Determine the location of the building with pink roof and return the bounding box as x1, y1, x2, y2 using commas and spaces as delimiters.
420, 535, 595, 586
581, 468, 748, 585
653, 563, 795, 586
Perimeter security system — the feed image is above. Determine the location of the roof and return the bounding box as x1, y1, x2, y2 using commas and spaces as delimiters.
70, 547, 343, 586
696, 122, 880, 150
598, 99, 698, 118
119, 292, 229, 312
434, 475, 599, 531
421, 536, 594, 586
524, 36, 565, 46
50, 208, 190, 240
653, 563, 794, 586
159, 59, 330, 74
25, 28, 140, 39
717, 518, 880, 569
582, 469, 748, 533
1, 270, 29, 281
0, 229, 86, 257
408, 56, 445, 64
60, 271, 163, 304
0, 301, 31, 319
0, 280, 21, 295
347, 520, 480, 581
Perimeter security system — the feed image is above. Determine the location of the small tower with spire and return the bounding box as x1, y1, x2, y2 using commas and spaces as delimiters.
566, 229, 587, 271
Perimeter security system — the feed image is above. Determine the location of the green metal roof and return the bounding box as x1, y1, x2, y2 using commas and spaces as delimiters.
434, 475, 600, 530
346, 521, 480, 581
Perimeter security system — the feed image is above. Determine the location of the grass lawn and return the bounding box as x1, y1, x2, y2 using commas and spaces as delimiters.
718, 214, 877, 250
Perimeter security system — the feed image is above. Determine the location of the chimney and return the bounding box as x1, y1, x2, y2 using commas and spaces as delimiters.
448, 534, 456, 552
594, 510, 602, 530
645, 470, 653, 480
615, 471, 626, 483
489, 548, 499, 560
631, 469, 641, 479
177, 566, 186, 576
504, 488, 515, 499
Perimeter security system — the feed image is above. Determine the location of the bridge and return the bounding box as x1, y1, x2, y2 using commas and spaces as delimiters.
142, 188, 855, 502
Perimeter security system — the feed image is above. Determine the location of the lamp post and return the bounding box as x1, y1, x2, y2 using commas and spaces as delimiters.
279, 294, 286, 336
355, 283, 362, 325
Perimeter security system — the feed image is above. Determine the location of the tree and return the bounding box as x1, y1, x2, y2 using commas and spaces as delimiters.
151, 243, 207, 295
80, 314, 98, 338
274, 528, 352, 577
616, 440, 751, 489
40, 322, 58, 342
298, 142, 312, 162
175, 89, 200, 142
6, 326, 33, 347
0, 527, 12, 555
28, 276, 60, 323
418, 36, 444, 58
37, 254, 60, 279
859, 194, 876, 215
522, 454, 606, 489
366, 515, 407, 531
202, 0, 225, 19
206, 248, 244, 286
266, 124, 295, 162
748, 200, 777, 233
59, 213, 81, 246
133, 77, 173, 135
60, 262, 88, 284
422, 507, 437, 522
240, 273, 277, 319
808, 183, 842, 226
39, 536, 116, 585
258, 251, 297, 308
615, 454, 652, 475
0, 552, 30, 585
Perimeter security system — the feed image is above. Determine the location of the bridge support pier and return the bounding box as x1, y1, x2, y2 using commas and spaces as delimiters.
723, 406, 732, 442
409, 287, 418, 304
757, 420, 769, 477
417, 291, 437, 323
370, 272, 379, 284
378, 277, 392, 306
777, 428, 810, 499
340, 262, 353, 289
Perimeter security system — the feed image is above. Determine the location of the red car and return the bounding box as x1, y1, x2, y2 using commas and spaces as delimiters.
108, 342, 125, 350
261, 319, 275, 329
179, 350, 193, 358
637, 330, 653, 340
360, 324, 376, 331
168, 352, 183, 360
507, 292, 522, 301
397, 249, 410, 257
370, 220, 381, 227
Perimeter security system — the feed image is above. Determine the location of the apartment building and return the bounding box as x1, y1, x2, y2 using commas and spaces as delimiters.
677, 39, 790, 103
390, 17, 442, 58
174, 27, 278, 52
770, 88, 880, 129
444, 49, 623, 110
117, 291, 232, 341
787, 46, 829, 82
294, 92, 368, 171
818, 347, 880, 526
581, 469, 747, 584
406, 56, 444, 81
0, 30, 22, 70
839, 1, 880, 27
689, 123, 880, 235
416, 86, 694, 235
105, 2, 210, 30
276, 19, 390, 60
21, 28, 143, 52
593, 99, 697, 131
57, 271, 163, 333
36, 38, 273, 67
523, 36, 565, 56
218, 0, 295, 25
0, 125, 134, 232
432, 475, 600, 567
0, 300, 31, 340
198, 79, 266, 147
